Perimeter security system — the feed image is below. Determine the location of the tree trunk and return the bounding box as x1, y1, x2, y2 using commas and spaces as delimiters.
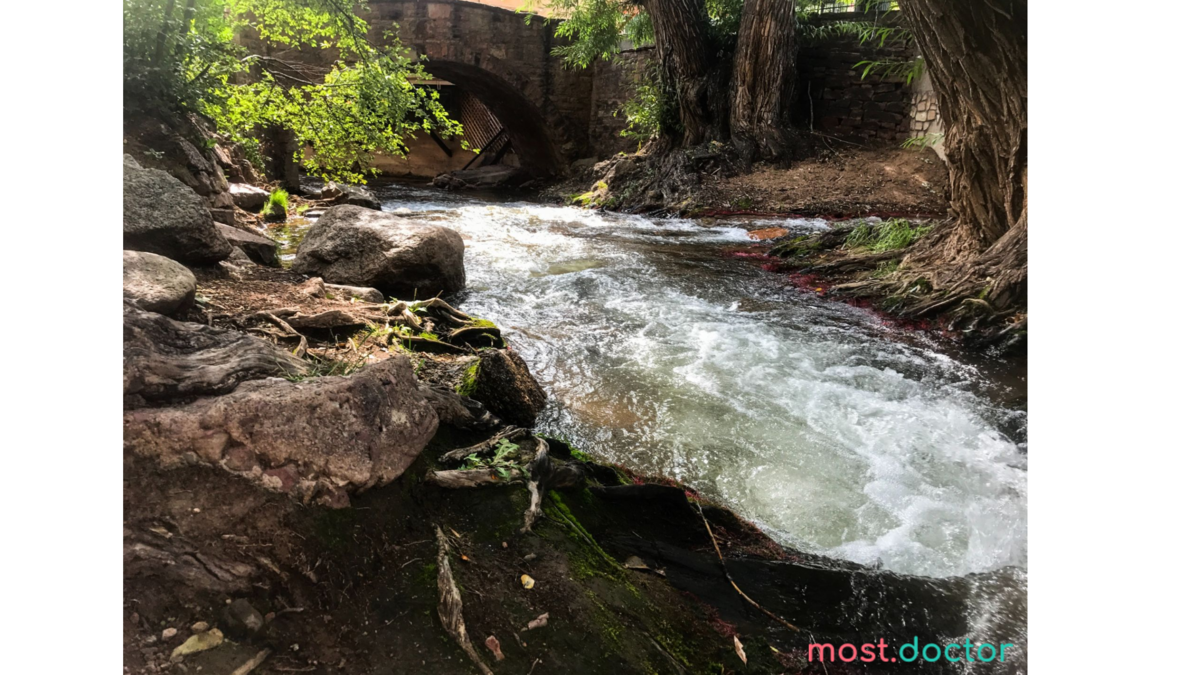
642, 0, 723, 145
730, 0, 797, 160
901, 0, 1027, 307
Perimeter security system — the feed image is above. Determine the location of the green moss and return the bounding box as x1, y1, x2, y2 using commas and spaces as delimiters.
456, 360, 481, 398
544, 491, 626, 584
413, 562, 438, 589
469, 317, 497, 329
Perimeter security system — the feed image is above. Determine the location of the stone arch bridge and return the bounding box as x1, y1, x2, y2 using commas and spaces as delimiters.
260, 0, 597, 176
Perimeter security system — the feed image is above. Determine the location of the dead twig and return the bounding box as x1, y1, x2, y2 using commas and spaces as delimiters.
695, 505, 800, 633
228, 649, 271, 675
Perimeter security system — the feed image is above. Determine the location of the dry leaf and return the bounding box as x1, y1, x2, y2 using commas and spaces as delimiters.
733, 636, 747, 664
520, 574, 536, 590
461, 555, 470, 561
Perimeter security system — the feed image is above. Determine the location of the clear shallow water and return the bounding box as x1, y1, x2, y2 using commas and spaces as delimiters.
377, 185, 1027, 582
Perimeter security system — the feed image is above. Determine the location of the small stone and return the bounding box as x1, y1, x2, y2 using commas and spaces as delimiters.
523, 553, 537, 561
161, 628, 178, 640
190, 622, 209, 634
221, 599, 265, 637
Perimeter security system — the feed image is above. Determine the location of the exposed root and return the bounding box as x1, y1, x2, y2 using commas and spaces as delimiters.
521, 438, 551, 534
435, 526, 493, 675
427, 468, 522, 489
439, 427, 528, 465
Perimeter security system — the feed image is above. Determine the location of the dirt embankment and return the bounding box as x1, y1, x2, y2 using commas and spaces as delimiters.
549, 146, 949, 219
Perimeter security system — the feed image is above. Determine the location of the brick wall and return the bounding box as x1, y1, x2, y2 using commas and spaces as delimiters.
587, 47, 656, 159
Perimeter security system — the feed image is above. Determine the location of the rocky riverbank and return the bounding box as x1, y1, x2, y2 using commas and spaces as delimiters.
123, 154, 1020, 674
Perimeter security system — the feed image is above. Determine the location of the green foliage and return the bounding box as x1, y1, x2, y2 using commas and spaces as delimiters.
261, 188, 289, 217
463, 439, 523, 480
124, 0, 465, 183
618, 79, 669, 142
901, 133, 944, 150
844, 218, 932, 253
524, 0, 654, 69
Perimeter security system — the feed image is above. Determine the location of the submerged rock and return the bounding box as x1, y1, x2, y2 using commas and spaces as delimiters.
292, 205, 465, 297
123, 155, 232, 265
123, 355, 440, 502
123, 250, 196, 315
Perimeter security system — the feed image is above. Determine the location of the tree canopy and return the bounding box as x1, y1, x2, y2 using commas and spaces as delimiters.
123, 0, 464, 183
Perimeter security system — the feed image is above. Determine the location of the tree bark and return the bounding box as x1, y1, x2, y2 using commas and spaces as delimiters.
730, 0, 797, 160
902, 0, 1027, 307
900, 0, 1027, 307
642, 0, 723, 145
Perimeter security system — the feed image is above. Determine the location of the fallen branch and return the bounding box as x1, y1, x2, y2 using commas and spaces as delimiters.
435, 526, 493, 675
248, 311, 308, 358
694, 505, 800, 633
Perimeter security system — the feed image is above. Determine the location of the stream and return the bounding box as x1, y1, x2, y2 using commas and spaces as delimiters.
358, 183, 1026, 652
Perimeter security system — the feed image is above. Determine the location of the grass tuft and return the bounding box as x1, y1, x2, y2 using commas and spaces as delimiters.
844, 218, 931, 253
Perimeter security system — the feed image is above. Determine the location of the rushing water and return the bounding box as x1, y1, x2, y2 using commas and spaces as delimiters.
374, 184, 1028, 583
373, 184, 1028, 664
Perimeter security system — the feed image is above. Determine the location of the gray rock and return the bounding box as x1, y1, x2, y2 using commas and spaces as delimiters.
432, 165, 525, 190
123, 355, 440, 499
292, 205, 465, 297
321, 182, 381, 210
123, 250, 197, 315
228, 183, 271, 211
326, 283, 385, 303
215, 223, 279, 266
221, 600, 264, 638
124, 155, 233, 265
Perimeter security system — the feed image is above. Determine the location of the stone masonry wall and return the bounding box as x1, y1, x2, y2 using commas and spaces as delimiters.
587, 47, 656, 159
793, 33, 914, 144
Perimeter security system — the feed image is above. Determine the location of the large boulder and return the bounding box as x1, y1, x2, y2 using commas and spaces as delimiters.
215, 223, 279, 266
124, 355, 440, 503
292, 205, 465, 297
123, 250, 197, 315
228, 183, 271, 211
123, 303, 306, 405
124, 155, 233, 264
321, 182, 381, 210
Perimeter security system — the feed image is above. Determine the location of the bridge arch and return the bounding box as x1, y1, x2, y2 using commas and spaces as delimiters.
422, 60, 562, 176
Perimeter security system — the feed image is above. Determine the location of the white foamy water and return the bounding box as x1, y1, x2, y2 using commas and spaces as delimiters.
380, 186, 1027, 581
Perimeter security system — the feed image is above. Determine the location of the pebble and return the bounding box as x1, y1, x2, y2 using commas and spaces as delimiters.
190, 621, 209, 634
161, 628, 178, 640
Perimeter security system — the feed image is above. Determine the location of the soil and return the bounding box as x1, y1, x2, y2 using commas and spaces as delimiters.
548, 146, 949, 219
708, 147, 949, 217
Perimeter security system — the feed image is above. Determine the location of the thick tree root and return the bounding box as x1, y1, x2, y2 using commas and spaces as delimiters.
435, 526, 493, 675
427, 468, 522, 489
